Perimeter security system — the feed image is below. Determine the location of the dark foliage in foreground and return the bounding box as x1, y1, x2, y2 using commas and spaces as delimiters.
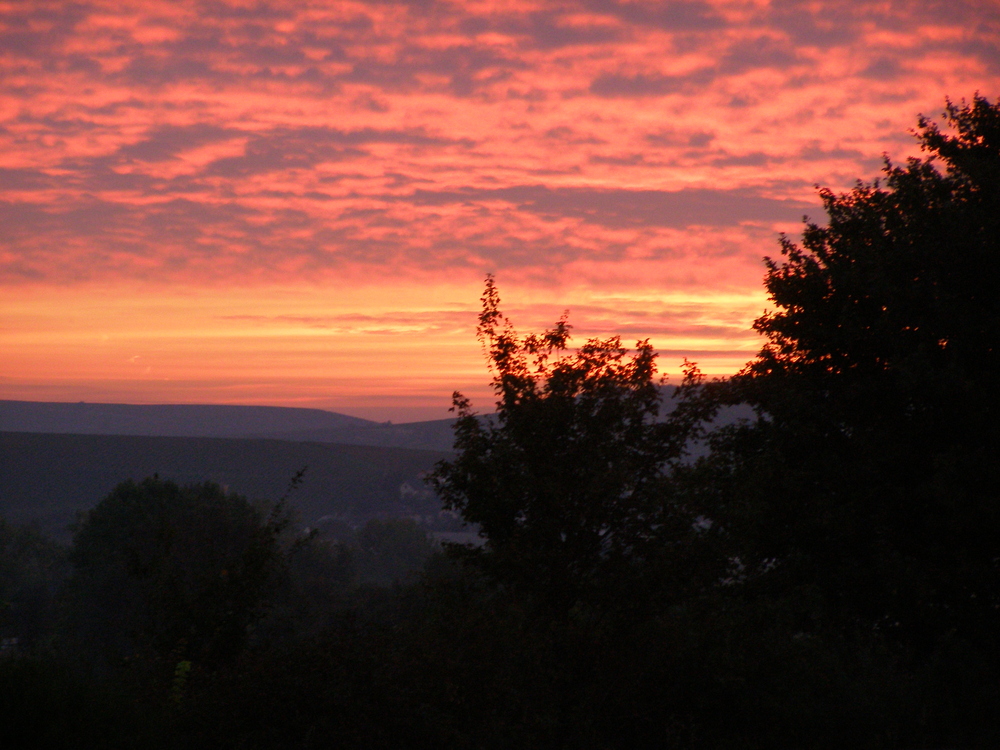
2, 96, 999, 749
428, 274, 719, 615
718, 93, 1000, 652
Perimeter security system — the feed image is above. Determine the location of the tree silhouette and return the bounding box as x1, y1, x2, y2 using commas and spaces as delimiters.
708, 95, 1000, 646
430, 275, 708, 612
65, 476, 292, 668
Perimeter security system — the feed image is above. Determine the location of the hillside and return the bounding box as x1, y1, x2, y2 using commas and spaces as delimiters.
0, 400, 373, 438
0, 400, 459, 452
0, 432, 450, 541
253, 418, 458, 452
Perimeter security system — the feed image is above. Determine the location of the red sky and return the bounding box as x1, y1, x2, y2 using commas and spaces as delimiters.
2, 0, 997, 421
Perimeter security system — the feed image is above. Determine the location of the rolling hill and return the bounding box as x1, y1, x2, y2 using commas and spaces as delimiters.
0, 400, 373, 438
0, 400, 457, 452
0, 431, 450, 541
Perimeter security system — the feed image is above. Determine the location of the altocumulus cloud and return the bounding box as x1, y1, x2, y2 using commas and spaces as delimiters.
0, 0, 995, 287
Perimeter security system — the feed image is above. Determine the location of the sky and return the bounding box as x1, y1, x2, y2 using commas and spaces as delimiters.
1, 0, 997, 422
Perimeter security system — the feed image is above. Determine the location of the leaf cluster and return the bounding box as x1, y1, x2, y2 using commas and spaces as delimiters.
64, 476, 293, 667
430, 275, 705, 611
714, 94, 1000, 645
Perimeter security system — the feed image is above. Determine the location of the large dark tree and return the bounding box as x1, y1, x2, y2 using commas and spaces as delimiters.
707, 95, 1000, 649
65, 476, 293, 669
430, 276, 711, 613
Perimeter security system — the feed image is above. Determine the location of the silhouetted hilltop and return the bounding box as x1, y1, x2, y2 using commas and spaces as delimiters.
0, 400, 373, 438
0, 394, 752, 456
0, 432, 450, 541
0, 400, 462, 452
254, 418, 459, 452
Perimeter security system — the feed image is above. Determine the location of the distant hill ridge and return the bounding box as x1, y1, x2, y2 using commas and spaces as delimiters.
0, 391, 752, 455
0, 400, 374, 438
0, 400, 462, 452
0, 431, 451, 541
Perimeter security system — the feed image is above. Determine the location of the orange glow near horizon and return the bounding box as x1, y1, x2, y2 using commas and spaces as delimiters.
2, 279, 764, 420
1, 1, 996, 421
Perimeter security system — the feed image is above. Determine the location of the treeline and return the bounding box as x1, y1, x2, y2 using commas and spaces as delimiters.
3, 96, 999, 748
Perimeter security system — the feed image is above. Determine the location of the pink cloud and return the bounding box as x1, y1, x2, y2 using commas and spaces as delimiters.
1, 0, 996, 411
